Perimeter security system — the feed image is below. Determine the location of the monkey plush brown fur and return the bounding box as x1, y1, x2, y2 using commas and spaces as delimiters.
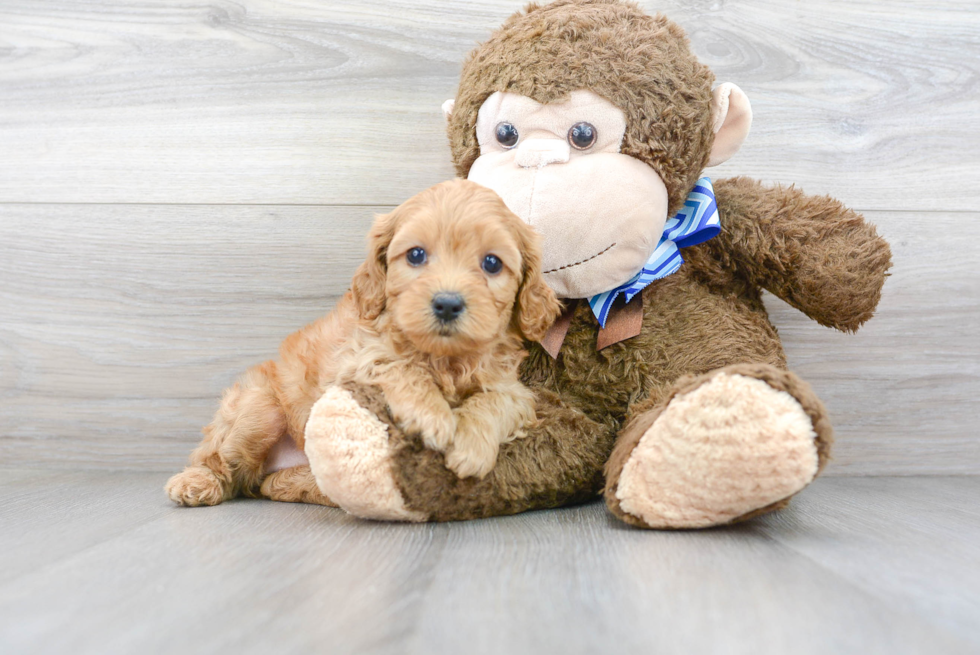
199, 0, 893, 529
448, 0, 717, 217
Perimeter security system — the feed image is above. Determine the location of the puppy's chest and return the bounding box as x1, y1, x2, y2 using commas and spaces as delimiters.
430, 371, 481, 408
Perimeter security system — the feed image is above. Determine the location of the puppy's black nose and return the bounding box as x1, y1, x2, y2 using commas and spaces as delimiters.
432, 293, 466, 323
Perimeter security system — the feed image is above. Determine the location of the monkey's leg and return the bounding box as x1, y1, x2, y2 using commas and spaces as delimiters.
604, 363, 832, 529
303, 383, 616, 522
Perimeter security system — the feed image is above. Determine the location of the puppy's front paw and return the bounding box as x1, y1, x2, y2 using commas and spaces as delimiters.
444, 413, 499, 479
445, 438, 498, 479
396, 408, 456, 453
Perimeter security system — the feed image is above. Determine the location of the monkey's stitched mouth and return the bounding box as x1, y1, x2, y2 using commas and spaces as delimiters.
543, 243, 616, 275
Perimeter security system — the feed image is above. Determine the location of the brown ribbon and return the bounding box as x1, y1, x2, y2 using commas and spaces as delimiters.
596, 294, 644, 350
539, 301, 577, 359
538, 295, 644, 358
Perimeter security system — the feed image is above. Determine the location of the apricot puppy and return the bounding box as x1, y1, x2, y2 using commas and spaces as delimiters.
165, 180, 559, 507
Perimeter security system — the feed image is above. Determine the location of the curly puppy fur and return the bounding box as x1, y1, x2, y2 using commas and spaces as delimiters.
341, 180, 560, 478
165, 180, 559, 505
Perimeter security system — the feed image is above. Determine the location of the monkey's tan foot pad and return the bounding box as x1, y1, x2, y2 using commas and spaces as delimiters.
304, 386, 427, 522
613, 373, 819, 529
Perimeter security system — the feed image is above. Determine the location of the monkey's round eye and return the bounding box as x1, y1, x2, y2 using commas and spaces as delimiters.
482, 254, 503, 275
495, 122, 519, 149
568, 122, 597, 150
406, 247, 427, 266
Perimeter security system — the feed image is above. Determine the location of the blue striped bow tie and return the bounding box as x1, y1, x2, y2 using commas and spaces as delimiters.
588, 177, 721, 327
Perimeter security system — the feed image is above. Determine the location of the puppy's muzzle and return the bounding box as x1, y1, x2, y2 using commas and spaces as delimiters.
432, 292, 466, 324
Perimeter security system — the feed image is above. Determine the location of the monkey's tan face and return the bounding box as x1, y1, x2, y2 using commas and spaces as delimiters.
467, 90, 670, 299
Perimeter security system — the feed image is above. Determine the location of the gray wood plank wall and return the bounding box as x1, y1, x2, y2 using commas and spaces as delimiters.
1, 0, 978, 474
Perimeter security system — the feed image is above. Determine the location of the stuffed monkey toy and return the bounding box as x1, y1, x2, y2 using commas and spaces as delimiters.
282, 0, 892, 528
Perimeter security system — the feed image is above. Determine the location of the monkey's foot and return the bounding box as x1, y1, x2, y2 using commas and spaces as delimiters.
605, 365, 832, 529
304, 385, 426, 522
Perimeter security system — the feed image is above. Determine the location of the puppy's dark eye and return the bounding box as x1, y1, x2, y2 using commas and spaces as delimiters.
406, 247, 427, 266
495, 122, 519, 149
568, 122, 597, 150
482, 254, 503, 275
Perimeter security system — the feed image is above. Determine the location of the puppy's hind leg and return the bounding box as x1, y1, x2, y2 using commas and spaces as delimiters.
260, 465, 338, 507
166, 361, 287, 506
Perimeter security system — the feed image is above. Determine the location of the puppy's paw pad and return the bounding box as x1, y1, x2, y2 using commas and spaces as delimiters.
165, 467, 226, 506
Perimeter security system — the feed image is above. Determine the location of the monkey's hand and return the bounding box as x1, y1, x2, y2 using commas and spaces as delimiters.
697, 176, 892, 332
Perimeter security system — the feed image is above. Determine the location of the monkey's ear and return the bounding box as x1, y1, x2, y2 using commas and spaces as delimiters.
707, 83, 752, 167
441, 99, 455, 121
350, 211, 397, 320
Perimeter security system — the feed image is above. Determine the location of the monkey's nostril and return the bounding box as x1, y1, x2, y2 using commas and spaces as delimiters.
431, 292, 466, 323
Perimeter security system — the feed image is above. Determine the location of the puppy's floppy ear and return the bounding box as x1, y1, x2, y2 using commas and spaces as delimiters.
351, 210, 398, 320
512, 220, 561, 342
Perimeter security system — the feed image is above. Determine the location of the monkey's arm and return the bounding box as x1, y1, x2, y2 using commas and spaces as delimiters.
693, 176, 892, 332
